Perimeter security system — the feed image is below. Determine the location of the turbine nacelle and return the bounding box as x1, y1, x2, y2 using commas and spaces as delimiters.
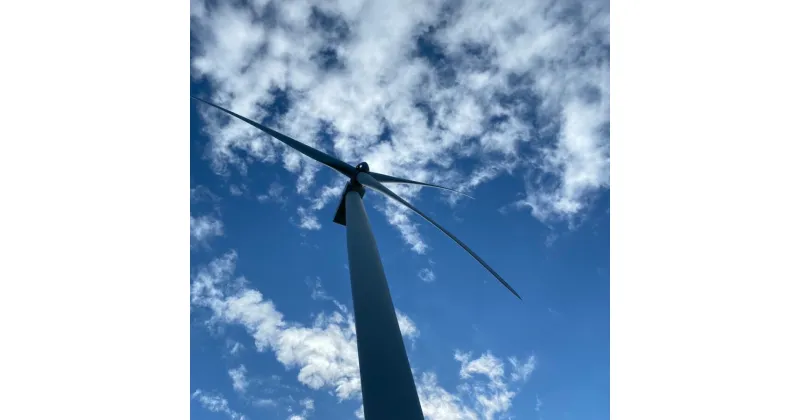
333, 180, 365, 226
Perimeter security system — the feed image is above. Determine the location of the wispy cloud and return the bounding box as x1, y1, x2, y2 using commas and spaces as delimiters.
418, 268, 436, 283
395, 309, 420, 343
192, 251, 362, 400
192, 252, 536, 419
545, 232, 558, 247
452, 351, 520, 419
456, 350, 505, 382
295, 207, 322, 230
509, 354, 536, 382
192, 185, 222, 204
307, 276, 330, 301
256, 180, 288, 205
191, 0, 609, 250
309, 276, 418, 344
253, 398, 277, 408
229, 184, 246, 196
191, 215, 224, 246
416, 350, 530, 420
192, 389, 246, 420
227, 340, 244, 355
286, 397, 315, 420
228, 364, 249, 393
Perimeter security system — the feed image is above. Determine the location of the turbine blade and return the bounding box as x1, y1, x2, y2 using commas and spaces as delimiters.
369, 171, 474, 199
191, 96, 356, 177
357, 172, 522, 300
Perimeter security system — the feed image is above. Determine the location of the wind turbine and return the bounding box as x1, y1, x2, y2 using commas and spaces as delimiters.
192, 96, 521, 420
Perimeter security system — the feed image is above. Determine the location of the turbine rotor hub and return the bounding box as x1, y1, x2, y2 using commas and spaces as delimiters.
355, 162, 370, 173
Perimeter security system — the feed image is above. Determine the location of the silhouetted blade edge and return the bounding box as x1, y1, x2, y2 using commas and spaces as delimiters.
191, 96, 355, 177
357, 172, 522, 300
369, 171, 474, 199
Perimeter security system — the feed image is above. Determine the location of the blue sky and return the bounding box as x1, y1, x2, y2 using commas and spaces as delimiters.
190, 1, 609, 419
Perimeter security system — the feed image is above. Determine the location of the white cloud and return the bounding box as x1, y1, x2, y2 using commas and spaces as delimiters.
253, 398, 277, 407
275, 315, 362, 400
192, 252, 362, 400
192, 185, 222, 203
308, 276, 329, 301
509, 354, 536, 382
227, 340, 244, 355
307, 277, 356, 317
452, 351, 520, 420
228, 364, 249, 393
191, 0, 609, 250
192, 252, 537, 419
418, 268, 436, 283
382, 199, 428, 254
545, 232, 558, 247
257, 180, 287, 205
395, 309, 419, 342
416, 372, 479, 420
192, 389, 246, 420
191, 215, 224, 245
296, 207, 322, 230
354, 404, 365, 419
416, 350, 533, 420
455, 350, 505, 382
286, 397, 315, 420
